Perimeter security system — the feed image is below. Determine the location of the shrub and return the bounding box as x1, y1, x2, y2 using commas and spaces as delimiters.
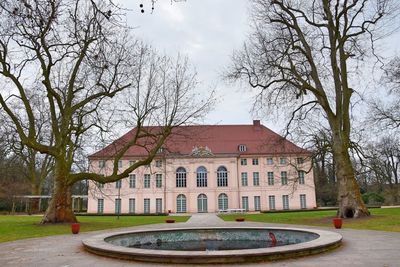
362, 192, 385, 204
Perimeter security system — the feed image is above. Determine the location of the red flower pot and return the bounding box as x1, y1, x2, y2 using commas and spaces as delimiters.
71, 223, 80, 234
333, 218, 342, 229
165, 219, 176, 223
236, 217, 245, 222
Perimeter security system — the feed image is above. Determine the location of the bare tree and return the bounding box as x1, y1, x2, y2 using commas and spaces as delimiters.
1, 94, 54, 213
227, 0, 398, 217
0, 0, 212, 223
362, 137, 400, 203
371, 57, 400, 128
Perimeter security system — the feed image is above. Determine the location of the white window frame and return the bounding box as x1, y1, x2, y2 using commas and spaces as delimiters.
176, 167, 187, 188
144, 198, 150, 214
129, 198, 135, 213
267, 172, 274, 185
218, 193, 229, 211
268, 195, 276, 210
144, 174, 151, 188
282, 195, 289, 210
97, 199, 104, 213
155, 160, 162, 167
298, 171, 305, 184
115, 198, 121, 214
217, 166, 228, 187
254, 196, 261, 211
242, 196, 249, 211
129, 174, 136, 188
253, 172, 260, 186
176, 194, 187, 213
239, 144, 247, 152
196, 166, 208, 187
99, 160, 105, 168
156, 198, 162, 213
281, 171, 288, 185
156, 174, 162, 188
300, 194, 307, 209
241, 172, 248, 186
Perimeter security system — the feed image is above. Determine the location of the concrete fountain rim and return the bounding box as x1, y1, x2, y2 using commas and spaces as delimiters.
82, 226, 342, 263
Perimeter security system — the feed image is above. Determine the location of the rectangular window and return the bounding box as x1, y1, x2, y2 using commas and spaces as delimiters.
118, 160, 122, 169
99, 160, 105, 168
156, 198, 162, 213
156, 174, 162, 188
115, 198, 121, 214
240, 158, 247, 166
267, 172, 274, 185
144, 198, 150, 214
266, 158, 273, 165
241, 172, 248, 186
252, 158, 259, 165
144, 174, 151, 188
281, 171, 288, 185
279, 157, 287, 165
268, 195, 276, 210
282, 195, 289, 210
242, 196, 249, 211
298, 171, 305, 184
155, 160, 162, 167
300, 194, 307, 209
96, 182, 104, 189
129, 160, 136, 166
129, 174, 136, 188
129, 198, 135, 213
253, 172, 260, 186
254, 196, 261, 211
297, 157, 304, 164
116, 180, 122, 188
97, 199, 104, 213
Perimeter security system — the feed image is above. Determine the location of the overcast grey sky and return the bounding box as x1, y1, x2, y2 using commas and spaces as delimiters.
118, 0, 400, 135
118, 0, 270, 128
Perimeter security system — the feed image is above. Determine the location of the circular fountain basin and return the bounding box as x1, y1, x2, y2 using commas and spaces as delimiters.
82, 227, 342, 263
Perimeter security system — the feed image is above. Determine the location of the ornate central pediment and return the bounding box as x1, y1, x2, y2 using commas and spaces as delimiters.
190, 146, 214, 157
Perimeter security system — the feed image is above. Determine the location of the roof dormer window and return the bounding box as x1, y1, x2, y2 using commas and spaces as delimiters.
238, 144, 247, 152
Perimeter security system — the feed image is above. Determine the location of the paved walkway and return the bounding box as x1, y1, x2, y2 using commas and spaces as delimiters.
1, 213, 399, 266
186, 212, 225, 225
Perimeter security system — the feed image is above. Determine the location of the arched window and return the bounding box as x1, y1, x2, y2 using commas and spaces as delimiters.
218, 193, 228, 211
217, 166, 228, 187
176, 194, 187, 213
197, 194, 208, 213
176, 167, 187, 187
196, 166, 207, 187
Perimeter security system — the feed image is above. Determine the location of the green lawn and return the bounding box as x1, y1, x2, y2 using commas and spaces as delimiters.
0, 215, 190, 243
219, 208, 400, 232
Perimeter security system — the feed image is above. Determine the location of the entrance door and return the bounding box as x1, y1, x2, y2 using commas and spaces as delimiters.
197, 194, 208, 213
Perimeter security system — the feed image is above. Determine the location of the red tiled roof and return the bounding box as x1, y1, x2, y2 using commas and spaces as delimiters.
89, 122, 310, 158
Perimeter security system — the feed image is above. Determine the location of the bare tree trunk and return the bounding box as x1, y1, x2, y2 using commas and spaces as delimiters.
41, 167, 76, 223
333, 142, 369, 218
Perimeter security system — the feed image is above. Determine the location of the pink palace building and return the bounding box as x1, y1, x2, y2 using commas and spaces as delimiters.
87, 121, 316, 214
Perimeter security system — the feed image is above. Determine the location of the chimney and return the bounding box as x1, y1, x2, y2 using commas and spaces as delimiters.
253, 120, 261, 126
